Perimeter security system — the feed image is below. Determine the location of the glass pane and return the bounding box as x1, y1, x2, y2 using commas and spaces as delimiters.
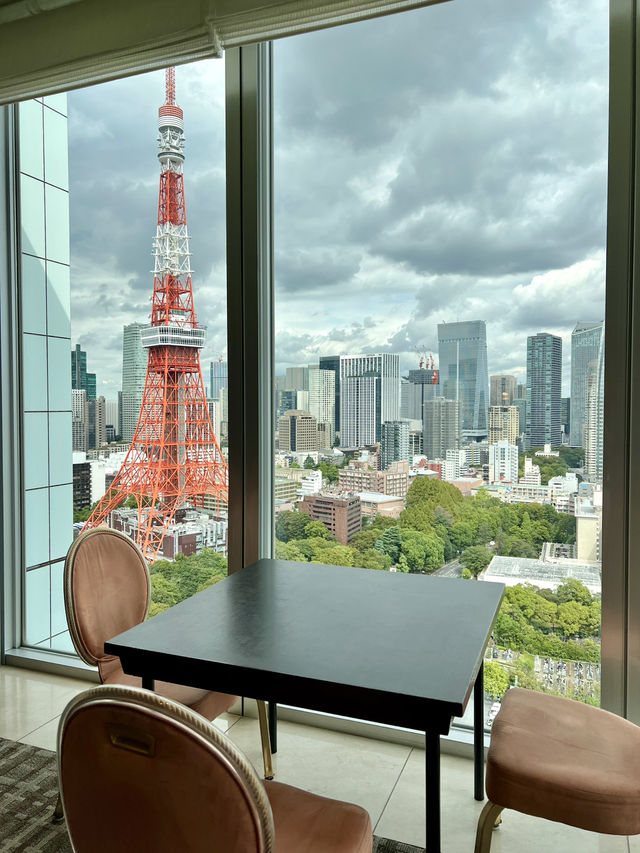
19, 66, 230, 649
24, 488, 49, 568
18, 100, 43, 180
44, 185, 70, 265
21, 255, 46, 335
274, 0, 607, 715
20, 174, 45, 258
44, 106, 69, 190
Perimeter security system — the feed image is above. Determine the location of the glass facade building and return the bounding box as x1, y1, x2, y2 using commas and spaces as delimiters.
570, 321, 604, 448
437, 321, 489, 437
526, 332, 562, 448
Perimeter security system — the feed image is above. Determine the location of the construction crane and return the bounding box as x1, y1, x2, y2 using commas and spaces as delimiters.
413, 345, 435, 370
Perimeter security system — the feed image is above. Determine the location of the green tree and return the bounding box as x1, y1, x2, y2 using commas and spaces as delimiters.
399, 529, 444, 573
459, 545, 492, 578
375, 526, 403, 563
358, 549, 391, 571
484, 661, 510, 700
556, 578, 592, 607
303, 455, 316, 469
275, 510, 310, 542
461, 568, 472, 579
304, 520, 334, 540
449, 521, 474, 552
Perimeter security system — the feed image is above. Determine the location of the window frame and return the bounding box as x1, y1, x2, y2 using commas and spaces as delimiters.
0, 1, 636, 726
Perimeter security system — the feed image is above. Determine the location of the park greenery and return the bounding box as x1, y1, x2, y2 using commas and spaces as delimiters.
275, 475, 600, 676
148, 548, 228, 617
518, 446, 585, 485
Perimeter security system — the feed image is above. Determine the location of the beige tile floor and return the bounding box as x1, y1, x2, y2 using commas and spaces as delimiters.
0, 665, 632, 852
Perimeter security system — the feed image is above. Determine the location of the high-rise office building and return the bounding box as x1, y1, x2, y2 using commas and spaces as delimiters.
490, 375, 517, 407
71, 343, 96, 400
319, 355, 341, 436
72, 389, 88, 452
87, 395, 106, 450
121, 322, 147, 442
400, 367, 440, 420
570, 321, 604, 447
561, 397, 571, 438
285, 366, 309, 391
339, 353, 400, 448
210, 359, 228, 400
437, 321, 489, 437
488, 406, 519, 444
526, 332, 562, 448
381, 421, 410, 469
278, 410, 318, 452
423, 398, 459, 459
585, 324, 605, 483
488, 441, 519, 484
105, 399, 119, 439
308, 368, 335, 445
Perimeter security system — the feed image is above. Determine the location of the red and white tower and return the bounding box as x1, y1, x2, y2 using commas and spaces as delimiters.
83, 67, 228, 561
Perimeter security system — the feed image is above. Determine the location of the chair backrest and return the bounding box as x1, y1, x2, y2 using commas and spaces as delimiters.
58, 684, 274, 853
64, 528, 150, 668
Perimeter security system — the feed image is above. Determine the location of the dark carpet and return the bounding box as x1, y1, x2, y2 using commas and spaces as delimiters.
0, 737, 423, 852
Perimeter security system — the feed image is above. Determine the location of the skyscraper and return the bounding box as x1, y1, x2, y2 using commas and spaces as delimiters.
437, 321, 489, 437
489, 375, 517, 407
526, 332, 562, 448
319, 355, 341, 436
87, 395, 106, 450
71, 343, 96, 400
400, 367, 440, 420
381, 421, 410, 469
339, 353, 400, 448
121, 322, 147, 442
308, 368, 335, 444
584, 324, 605, 483
210, 359, 228, 400
488, 406, 519, 445
423, 398, 459, 459
570, 321, 604, 447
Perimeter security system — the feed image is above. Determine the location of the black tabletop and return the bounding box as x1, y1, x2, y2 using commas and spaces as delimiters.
106, 559, 504, 732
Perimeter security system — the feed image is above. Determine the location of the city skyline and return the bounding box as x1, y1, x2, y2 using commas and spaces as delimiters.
67, 0, 607, 397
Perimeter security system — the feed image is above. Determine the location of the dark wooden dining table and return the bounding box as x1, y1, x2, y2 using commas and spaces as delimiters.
105, 558, 504, 851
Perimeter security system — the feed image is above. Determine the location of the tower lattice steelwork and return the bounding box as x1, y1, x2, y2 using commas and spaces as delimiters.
83, 67, 228, 561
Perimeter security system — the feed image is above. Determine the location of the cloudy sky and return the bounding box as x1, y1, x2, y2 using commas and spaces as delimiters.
69, 0, 608, 398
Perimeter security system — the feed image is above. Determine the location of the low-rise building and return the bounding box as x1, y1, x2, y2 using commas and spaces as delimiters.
356, 491, 404, 519
481, 554, 601, 595
298, 492, 362, 544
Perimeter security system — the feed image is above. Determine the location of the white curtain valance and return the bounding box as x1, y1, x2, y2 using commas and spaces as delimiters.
0, 0, 450, 105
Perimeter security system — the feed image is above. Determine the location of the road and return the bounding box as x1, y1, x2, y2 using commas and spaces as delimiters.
433, 558, 463, 578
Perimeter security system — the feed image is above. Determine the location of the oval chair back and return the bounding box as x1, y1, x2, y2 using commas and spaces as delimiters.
58, 684, 274, 853
64, 528, 150, 679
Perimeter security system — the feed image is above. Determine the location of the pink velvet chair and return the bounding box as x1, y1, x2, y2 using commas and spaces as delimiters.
58, 684, 373, 853
475, 687, 640, 852
52, 527, 272, 822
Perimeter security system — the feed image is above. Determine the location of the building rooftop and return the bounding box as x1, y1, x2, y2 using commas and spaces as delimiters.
356, 491, 402, 504
483, 554, 601, 594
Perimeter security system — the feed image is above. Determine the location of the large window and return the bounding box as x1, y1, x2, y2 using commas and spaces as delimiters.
18, 61, 230, 651
272, 0, 607, 713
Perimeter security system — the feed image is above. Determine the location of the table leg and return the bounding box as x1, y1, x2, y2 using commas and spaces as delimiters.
268, 701, 277, 754
474, 661, 484, 801
142, 677, 155, 691
425, 729, 441, 852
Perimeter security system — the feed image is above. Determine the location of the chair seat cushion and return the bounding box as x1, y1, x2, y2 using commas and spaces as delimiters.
264, 780, 372, 853
487, 687, 640, 835
100, 657, 237, 721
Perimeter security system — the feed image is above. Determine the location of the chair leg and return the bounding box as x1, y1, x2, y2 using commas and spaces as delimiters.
474, 801, 504, 853
257, 700, 274, 780
51, 793, 64, 824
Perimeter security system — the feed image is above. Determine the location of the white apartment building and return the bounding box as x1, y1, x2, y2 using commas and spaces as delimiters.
520, 456, 542, 485
488, 440, 518, 484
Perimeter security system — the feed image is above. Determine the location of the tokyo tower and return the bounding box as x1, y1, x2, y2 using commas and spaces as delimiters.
83, 67, 228, 561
